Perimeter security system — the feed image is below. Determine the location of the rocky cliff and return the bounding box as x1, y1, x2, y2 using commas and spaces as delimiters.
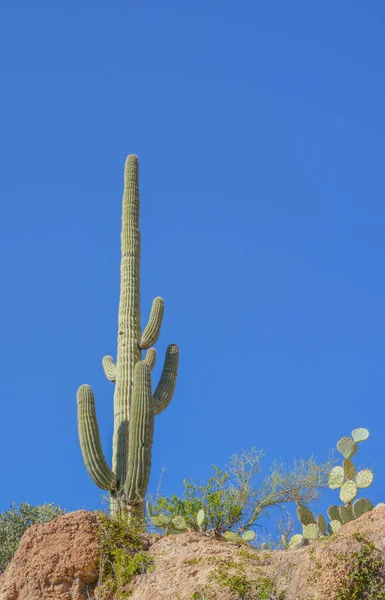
1, 508, 385, 599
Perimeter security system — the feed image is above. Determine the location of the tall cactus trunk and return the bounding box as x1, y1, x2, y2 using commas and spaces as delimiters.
77, 154, 179, 522
112, 156, 142, 514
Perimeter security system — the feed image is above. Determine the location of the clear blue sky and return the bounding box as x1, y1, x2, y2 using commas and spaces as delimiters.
0, 1, 384, 532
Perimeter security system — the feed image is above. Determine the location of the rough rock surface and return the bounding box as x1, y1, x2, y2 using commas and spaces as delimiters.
129, 507, 385, 600
0, 511, 100, 600
1, 507, 385, 599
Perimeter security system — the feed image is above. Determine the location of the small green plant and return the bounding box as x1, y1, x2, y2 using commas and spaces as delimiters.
96, 512, 154, 599
208, 560, 285, 599
0, 502, 64, 573
335, 532, 385, 599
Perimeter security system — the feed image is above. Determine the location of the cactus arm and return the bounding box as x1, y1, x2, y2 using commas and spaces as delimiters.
139, 297, 165, 349
124, 362, 154, 503
102, 356, 116, 382
153, 344, 179, 415
144, 348, 156, 370
77, 385, 117, 491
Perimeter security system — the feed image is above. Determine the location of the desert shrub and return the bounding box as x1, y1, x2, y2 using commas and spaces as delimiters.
96, 512, 154, 600
0, 502, 64, 573
336, 532, 385, 600
148, 447, 334, 540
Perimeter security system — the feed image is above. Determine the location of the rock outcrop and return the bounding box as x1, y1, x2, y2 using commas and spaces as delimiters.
0, 511, 100, 600
1, 507, 385, 599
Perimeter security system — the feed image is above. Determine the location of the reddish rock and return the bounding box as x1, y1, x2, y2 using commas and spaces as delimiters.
0, 511, 100, 600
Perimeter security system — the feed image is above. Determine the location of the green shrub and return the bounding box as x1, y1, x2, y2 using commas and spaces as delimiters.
148, 447, 334, 540
0, 502, 64, 573
336, 532, 385, 600
96, 512, 154, 599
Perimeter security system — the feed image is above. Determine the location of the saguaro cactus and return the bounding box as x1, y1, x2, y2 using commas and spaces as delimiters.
77, 155, 179, 518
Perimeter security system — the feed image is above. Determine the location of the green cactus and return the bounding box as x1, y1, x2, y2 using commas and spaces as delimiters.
340, 480, 358, 504
336, 436, 358, 459
77, 155, 179, 518
303, 523, 320, 540
292, 429, 375, 546
353, 498, 374, 519
356, 468, 374, 489
327, 505, 342, 522
172, 516, 188, 531
242, 530, 256, 542
328, 466, 344, 489
339, 504, 354, 524
352, 427, 369, 442
296, 504, 315, 526
222, 532, 243, 544
328, 519, 341, 535
317, 514, 327, 536
342, 459, 356, 480
288, 534, 303, 548
325, 428, 375, 533
196, 508, 205, 531
150, 514, 172, 528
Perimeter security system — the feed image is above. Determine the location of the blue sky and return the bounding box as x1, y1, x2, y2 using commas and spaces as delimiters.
0, 1, 384, 534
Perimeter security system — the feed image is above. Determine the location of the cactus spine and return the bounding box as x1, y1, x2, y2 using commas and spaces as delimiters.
77, 155, 179, 518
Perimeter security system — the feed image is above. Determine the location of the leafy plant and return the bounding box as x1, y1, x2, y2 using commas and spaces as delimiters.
336, 532, 385, 599
0, 502, 64, 573
96, 512, 154, 599
148, 447, 333, 542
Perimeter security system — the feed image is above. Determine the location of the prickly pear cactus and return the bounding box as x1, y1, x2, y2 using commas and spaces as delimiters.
291, 428, 377, 546
340, 481, 358, 504
303, 523, 320, 540
288, 534, 304, 548
222, 532, 243, 544
241, 530, 256, 542
196, 508, 205, 531
337, 437, 358, 459
339, 504, 354, 524
317, 514, 327, 535
328, 520, 341, 535
77, 156, 179, 519
353, 498, 374, 519
296, 503, 315, 526
172, 516, 188, 531
326, 428, 375, 532
151, 514, 172, 528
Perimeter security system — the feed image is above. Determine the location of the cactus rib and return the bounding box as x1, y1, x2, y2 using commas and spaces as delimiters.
77, 385, 117, 491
